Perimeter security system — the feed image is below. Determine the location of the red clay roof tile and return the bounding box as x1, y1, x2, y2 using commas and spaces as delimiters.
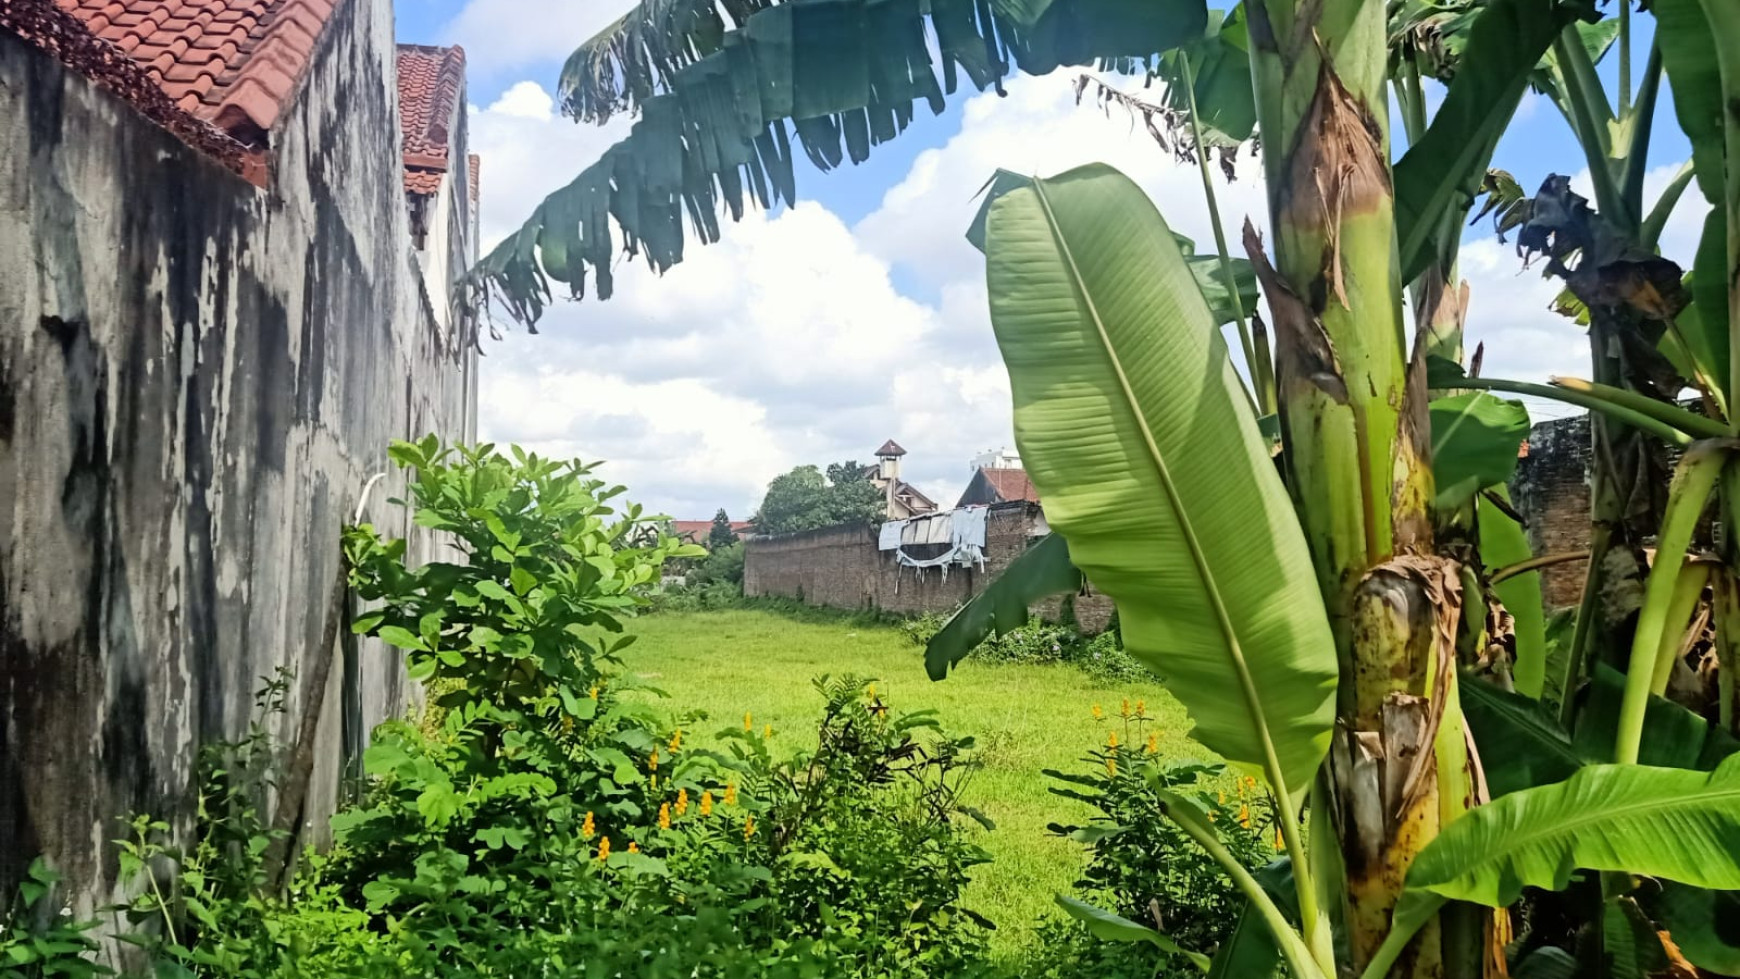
396, 43, 465, 196
43, 0, 342, 147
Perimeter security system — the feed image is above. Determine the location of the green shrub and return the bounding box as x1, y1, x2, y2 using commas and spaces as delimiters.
30, 440, 998, 979
1031, 711, 1279, 979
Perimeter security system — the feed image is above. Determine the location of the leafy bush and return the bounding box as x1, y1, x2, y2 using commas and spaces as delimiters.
1, 861, 108, 979
904, 611, 1152, 685
1031, 707, 1278, 979
17, 441, 998, 979
690, 540, 745, 587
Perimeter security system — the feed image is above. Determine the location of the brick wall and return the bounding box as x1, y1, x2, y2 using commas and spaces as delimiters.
742, 502, 1114, 632
1511, 413, 1593, 608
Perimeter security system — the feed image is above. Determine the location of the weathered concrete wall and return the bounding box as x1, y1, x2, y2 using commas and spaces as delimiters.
743, 503, 1114, 632
0, 0, 472, 908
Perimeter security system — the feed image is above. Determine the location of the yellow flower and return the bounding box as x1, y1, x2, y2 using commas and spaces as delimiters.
763, 723, 773, 739
866, 683, 876, 700
1107, 731, 1119, 749
669, 728, 683, 752
1238, 804, 1252, 829
724, 782, 738, 806
1091, 703, 1103, 720
1275, 827, 1285, 849
700, 791, 714, 815
627, 841, 640, 854
597, 837, 611, 861
1217, 791, 1226, 805
1208, 811, 1217, 823
581, 811, 595, 839
675, 789, 689, 816
1245, 775, 1258, 789
1136, 699, 1146, 717
744, 711, 753, 732
744, 815, 756, 840
589, 685, 600, 700
1105, 756, 1117, 777
1120, 698, 1130, 718
648, 748, 659, 772
1145, 733, 1158, 755
658, 803, 671, 830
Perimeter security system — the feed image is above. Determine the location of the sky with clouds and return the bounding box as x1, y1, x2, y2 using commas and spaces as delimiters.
394, 1, 1702, 521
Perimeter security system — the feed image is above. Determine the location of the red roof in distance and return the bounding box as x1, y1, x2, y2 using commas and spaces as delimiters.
397, 43, 465, 195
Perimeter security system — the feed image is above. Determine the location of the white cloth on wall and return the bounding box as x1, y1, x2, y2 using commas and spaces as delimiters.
878, 520, 905, 550
892, 506, 989, 571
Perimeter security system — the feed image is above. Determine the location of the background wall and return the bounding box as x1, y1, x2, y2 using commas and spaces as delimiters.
0, 0, 472, 908
743, 503, 1114, 632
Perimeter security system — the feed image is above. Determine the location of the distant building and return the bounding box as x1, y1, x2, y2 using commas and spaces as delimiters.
957, 466, 1041, 508
869, 439, 938, 520
670, 519, 754, 544
970, 447, 1022, 471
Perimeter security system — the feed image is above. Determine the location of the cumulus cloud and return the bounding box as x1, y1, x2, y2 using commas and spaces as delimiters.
465, 64, 1702, 521
441, 0, 631, 86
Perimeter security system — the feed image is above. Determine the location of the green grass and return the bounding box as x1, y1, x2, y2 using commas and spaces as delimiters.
616, 607, 1213, 960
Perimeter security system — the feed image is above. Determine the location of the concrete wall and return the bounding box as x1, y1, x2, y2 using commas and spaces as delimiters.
743, 503, 1114, 632
0, 0, 472, 908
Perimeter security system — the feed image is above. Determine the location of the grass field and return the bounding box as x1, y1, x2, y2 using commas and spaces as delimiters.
616, 607, 1214, 960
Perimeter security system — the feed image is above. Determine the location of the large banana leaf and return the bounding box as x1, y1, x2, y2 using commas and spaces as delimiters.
1460, 675, 1584, 798
469, 0, 1208, 323
1429, 392, 1529, 510
924, 533, 1083, 680
1370, 754, 1740, 978
1654, 0, 1732, 406
980, 163, 1337, 798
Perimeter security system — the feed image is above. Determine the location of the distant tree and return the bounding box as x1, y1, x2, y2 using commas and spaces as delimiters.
708, 508, 739, 550
753, 462, 887, 536
826, 460, 871, 485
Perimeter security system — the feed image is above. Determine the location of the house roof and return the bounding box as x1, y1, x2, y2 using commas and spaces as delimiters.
893, 480, 935, 510
397, 43, 464, 196
671, 519, 753, 542
981, 467, 1040, 504
875, 439, 907, 458
52, 0, 338, 143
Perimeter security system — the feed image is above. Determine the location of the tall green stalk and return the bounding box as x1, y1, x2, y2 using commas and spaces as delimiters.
1247, 0, 1451, 972
1181, 54, 1275, 414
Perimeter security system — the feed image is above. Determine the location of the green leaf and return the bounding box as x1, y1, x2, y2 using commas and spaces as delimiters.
480, 0, 1210, 325
1429, 393, 1529, 510
1054, 895, 1212, 971
1460, 675, 1584, 799
1512, 947, 1577, 979
1394, 0, 1588, 283
1478, 490, 1546, 698
1574, 665, 1740, 770
378, 626, 426, 652
1400, 754, 1740, 913
1185, 253, 1261, 329
1206, 857, 1292, 979
1654, 885, 1740, 974
925, 533, 1081, 679
981, 163, 1337, 798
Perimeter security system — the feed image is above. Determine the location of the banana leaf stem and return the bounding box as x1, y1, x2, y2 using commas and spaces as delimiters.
1560, 524, 1610, 726
1154, 787, 1332, 979
1615, 441, 1734, 764
1180, 54, 1273, 414
1490, 550, 1590, 584
1437, 376, 1695, 445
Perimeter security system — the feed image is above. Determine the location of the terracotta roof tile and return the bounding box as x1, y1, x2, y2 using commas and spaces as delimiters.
3, 0, 254, 176
396, 43, 465, 196
41, 0, 341, 146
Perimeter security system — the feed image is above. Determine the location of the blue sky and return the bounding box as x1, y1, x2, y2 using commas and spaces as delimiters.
403, 1, 1703, 520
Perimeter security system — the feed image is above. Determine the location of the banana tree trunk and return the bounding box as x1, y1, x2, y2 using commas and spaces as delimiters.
1246, 0, 1462, 973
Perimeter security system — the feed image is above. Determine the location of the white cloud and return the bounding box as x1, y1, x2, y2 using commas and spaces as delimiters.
443, 0, 632, 84
466, 66, 1692, 520
469, 71, 1264, 519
